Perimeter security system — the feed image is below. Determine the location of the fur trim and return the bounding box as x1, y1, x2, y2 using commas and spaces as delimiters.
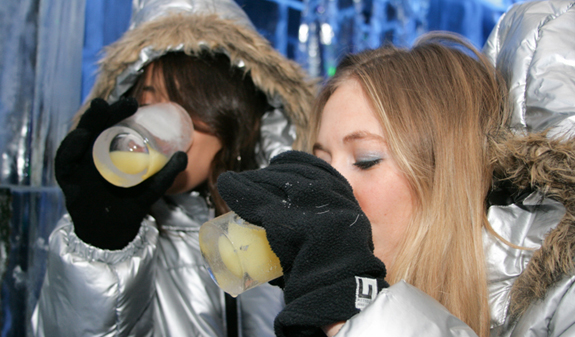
77, 13, 317, 150
489, 131, 575, 318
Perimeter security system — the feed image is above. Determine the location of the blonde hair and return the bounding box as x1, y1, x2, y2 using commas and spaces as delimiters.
309, 32, 509, 337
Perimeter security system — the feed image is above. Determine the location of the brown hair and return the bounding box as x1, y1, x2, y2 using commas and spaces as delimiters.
309, 32, 509, 337
128, 51, 269, 215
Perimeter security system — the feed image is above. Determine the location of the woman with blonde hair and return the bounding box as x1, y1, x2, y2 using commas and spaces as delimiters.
215, 26, 575, 337
309, 32, 503, 336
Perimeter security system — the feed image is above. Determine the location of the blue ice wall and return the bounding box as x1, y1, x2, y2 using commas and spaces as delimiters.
0, 0, 85, 336
81, 0, 132, 101
80, 0, 529, 92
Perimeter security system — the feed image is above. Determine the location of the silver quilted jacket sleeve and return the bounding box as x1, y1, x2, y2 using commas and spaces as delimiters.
31, 215, 159, 337
335, 281, 478, 337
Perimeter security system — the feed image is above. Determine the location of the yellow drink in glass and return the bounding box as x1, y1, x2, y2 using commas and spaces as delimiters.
199, 212, 283, 297
109, 151, 150, 174
92, 102, 193, 187
94, 148, 170, 187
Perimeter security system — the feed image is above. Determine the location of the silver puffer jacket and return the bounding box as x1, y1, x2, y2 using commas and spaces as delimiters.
31, 0, 316, 336
332, 1, 575, 336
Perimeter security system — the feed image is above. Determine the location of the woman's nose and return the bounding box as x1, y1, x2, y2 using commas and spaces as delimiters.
328, 161, 349, 182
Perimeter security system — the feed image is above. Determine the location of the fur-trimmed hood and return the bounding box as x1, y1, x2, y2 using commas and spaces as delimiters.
484, 0, 575, 325
490, 131, 575, 320
77, 11, 317, 150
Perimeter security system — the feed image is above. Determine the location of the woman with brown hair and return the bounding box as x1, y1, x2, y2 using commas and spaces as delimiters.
31, 0, 316, 336
215, 29, 575, 337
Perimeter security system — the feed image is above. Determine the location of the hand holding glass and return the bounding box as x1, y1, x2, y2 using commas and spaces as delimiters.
199, 211, 283, 297
93, 102, 193, 187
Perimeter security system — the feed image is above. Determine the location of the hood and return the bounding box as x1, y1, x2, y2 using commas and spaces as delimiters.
76, 1, 317, 150
484, 0, 575, 320
483, 0, 575, 136
489, 130, 575, 320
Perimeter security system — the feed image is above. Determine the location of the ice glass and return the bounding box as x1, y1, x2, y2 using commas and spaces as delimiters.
199, 211, 283, 297
92, 102, 193, 187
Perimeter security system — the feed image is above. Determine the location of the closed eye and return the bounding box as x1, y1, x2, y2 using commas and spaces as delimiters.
353, 158, 382, 170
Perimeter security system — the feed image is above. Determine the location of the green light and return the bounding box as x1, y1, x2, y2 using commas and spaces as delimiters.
327, 66, 336, 77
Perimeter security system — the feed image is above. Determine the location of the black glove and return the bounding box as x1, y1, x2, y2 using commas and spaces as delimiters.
217, 151, 388, 337
55, 98, 188, 250
487, 178, 534, 207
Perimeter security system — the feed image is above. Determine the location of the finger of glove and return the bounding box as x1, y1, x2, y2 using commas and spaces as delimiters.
217, 171, 289, 221
76, 98, 112, 133
219, 166, 354, 219
270, 151, 349, 186
107, 97, 139, 125
269, 276, 285, 289
76, 98, 138, 134
55, 129, 93, 182
145, 151, 188, 196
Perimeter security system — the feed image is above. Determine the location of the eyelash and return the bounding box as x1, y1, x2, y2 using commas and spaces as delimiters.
353, 158, 382, 170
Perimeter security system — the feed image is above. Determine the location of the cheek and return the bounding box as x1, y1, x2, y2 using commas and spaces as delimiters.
182, 153, 213, 187
353, 180, 389, 224
166, 156, 211, 195
364, 174, 412, 226
352, 172, 414, 259
165, 134, 222, 194
360, 184, 412, 228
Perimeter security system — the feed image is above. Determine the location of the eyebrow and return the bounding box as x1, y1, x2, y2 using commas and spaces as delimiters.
142, 86, 156, 92
343, 131, 385, 144
313, 131, 385, 153
312, 143, 326, 153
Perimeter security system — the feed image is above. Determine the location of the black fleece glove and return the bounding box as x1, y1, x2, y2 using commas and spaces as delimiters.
217, 150, 388, 337
55, 98, 188, 250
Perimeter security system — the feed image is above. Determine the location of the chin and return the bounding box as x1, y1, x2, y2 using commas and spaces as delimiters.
165, 187, 184, 195
165, 184, 193, 195
165, 174, 203, 195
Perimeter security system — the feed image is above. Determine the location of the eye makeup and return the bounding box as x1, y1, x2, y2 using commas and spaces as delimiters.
353, 158, 382, 170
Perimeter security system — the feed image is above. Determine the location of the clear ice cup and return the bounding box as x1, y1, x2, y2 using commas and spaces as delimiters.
199, 211, 283, 297
92, 102, 193, 187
